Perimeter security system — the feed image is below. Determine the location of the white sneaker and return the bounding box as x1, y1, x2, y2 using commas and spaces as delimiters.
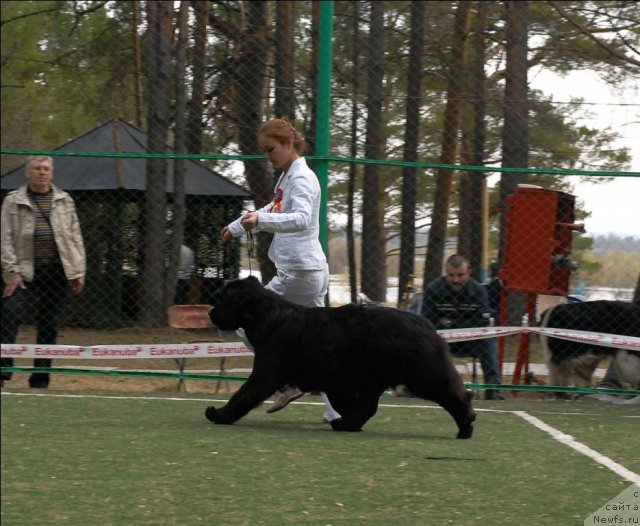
266, 388, 304, 414
320, 392, 341, 421
323, 412, 341, 423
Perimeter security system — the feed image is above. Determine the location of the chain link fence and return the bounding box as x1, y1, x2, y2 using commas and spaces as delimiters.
1, 1, 639, 392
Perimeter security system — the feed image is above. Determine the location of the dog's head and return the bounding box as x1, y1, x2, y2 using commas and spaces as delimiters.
209, 276, 263, 330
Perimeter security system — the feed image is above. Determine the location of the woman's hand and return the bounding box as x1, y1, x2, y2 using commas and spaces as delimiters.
240, 212, 259, 231
220, 226, 233, 242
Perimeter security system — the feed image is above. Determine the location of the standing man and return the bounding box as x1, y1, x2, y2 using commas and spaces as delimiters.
1, 155, 86, 388
422, 254, 503, 400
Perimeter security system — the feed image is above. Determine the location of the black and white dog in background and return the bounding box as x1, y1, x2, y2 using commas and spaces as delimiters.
538, 300, 640, 391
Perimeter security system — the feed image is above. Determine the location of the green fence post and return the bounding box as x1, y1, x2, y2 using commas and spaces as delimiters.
315, 1, 334, 254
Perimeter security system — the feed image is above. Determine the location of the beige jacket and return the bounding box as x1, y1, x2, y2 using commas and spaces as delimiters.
1, 185, 86, 282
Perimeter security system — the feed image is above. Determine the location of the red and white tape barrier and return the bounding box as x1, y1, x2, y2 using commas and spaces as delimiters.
1, 326, 638, 359
526, 326, 639, 352
438, 326, 640, 352
0, 342, 253, 360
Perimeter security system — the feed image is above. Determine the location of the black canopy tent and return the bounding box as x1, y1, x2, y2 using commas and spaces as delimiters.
1, 119, 252, 327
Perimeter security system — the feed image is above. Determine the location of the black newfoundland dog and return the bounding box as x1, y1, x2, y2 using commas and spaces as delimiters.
204, 277, 476, 439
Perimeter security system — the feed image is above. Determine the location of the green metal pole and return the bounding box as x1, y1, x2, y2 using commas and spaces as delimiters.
315, 1, 334, 254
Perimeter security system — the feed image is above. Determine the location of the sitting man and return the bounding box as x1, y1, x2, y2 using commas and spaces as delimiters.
422, 254, 503, 400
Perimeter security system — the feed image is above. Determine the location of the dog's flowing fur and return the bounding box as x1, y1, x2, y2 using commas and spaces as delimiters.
539, 300, 640, 390
205, 277, 476, 439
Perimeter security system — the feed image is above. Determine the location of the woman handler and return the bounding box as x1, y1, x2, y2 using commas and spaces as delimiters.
220, 118, 340, 422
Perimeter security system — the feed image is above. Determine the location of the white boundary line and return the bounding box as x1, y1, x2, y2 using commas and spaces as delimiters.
0, 392, 526, 411
3, 392, 639, 484
514, 410, 640, 485
6, 392, 637, 417
1, 391, 637, 418
0, 391, 224, 403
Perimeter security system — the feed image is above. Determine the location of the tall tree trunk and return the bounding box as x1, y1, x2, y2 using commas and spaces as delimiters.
131, 0, 144, 128
304, 1, 320, 154
232, 1, 274, 283
141, 0, 173, 326
498, 0, 529, 267
347, 0, 360, 304
398, 0, 426, 307
166, 1, 189, 307
458, 131, 473, 263
186, 0, 207, 154
499, 0, 529, 324
274, 1, 295, 120
423, 2, 472, 285
469, 1, 489, 281
460, 0, 488, 281
271, 1, 295, 190
361, 1, 386, 303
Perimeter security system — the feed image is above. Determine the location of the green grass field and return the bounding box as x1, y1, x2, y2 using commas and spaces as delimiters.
1, 390, 638, 526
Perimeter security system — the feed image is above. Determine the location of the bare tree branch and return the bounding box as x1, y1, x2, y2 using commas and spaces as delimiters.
1, 6, 62, 26
547, 0, 640, 68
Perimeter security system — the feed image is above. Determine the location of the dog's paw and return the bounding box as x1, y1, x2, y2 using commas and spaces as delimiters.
329, 418, 362, 432
456, 424, 474, 439
204, 405, 234, 425
204, 406, 219, 422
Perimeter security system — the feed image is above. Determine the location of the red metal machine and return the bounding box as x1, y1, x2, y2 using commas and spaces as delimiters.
498, 185, 584, 384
